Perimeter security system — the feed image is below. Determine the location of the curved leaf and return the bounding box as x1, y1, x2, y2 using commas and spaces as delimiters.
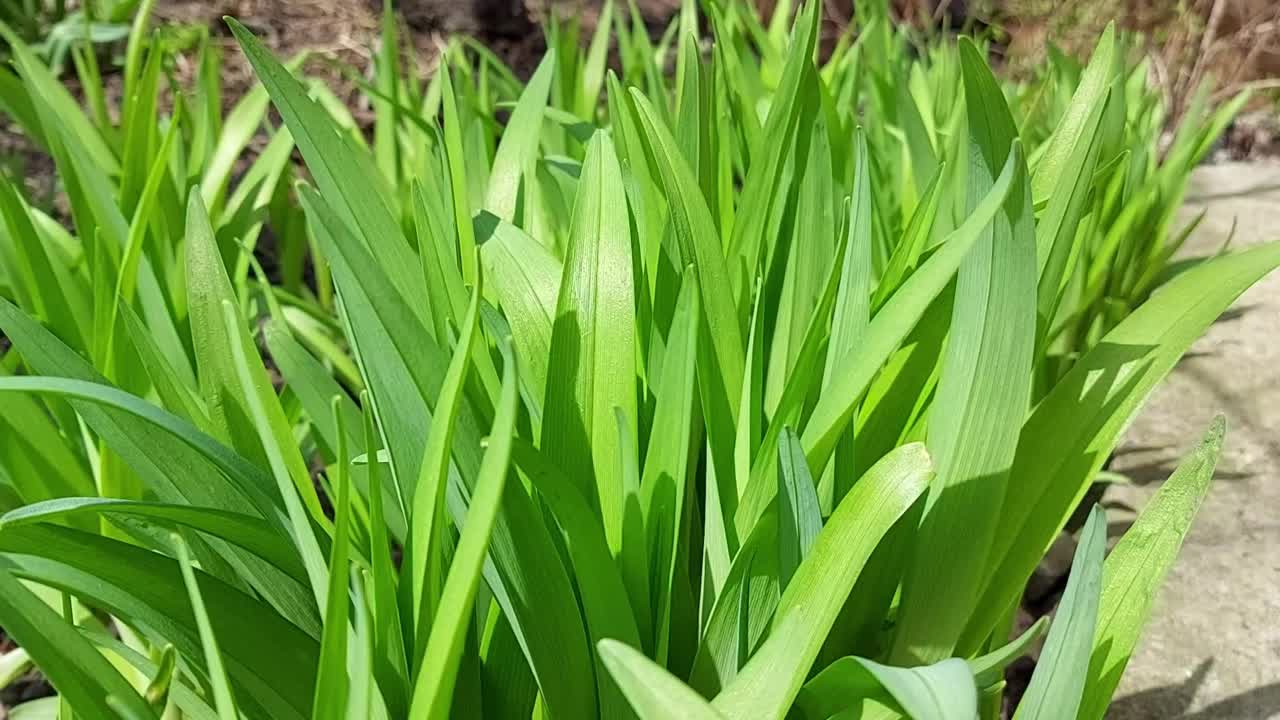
969, 241, 1280, 651
0, 565, 153, 720
0, 498, 305, 583
600, 639, 726, 720
796, 656, 977, 720
0, 525, 318, 720
713, 443, 933, 720
968, 617, 1048, 689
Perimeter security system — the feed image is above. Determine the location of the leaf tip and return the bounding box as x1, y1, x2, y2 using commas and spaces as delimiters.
1205, 413, 1227, 449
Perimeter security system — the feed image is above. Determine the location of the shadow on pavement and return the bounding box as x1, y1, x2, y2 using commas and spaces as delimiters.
1110, 659, 1280, 719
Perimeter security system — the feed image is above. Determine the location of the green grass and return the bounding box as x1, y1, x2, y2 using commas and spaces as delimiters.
0, 0, 1269, 718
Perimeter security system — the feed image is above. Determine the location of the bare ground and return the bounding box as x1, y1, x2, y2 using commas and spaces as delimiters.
1107, 160, 1280, 720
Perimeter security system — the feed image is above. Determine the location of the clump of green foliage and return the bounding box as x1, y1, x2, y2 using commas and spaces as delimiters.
0, 1, 1268, 718
0, 0, 143, 75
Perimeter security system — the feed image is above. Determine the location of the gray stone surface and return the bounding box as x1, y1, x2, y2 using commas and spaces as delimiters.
1106, 161, 1280, 719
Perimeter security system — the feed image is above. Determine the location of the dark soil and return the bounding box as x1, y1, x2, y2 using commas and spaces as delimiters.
1223, 110, 1280, 160
0, 637, 52, 709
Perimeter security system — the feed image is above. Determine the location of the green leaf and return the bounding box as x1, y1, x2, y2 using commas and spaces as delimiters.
439, 56, 478, 285
822, 130, 873, 387
298, 184, 471, 516
409, 340, 518, 719
485, 51, 557, 223
0, 24, 119, 176
407, 276, 482, 644
599, 639, 726, 720
173, 534, 239, 720
226, 20, 427, 324
21, 66, 190, 385
509, 438, 641, 717
639, 279, 700, 664
120, 304, 209, 427
186, 190, 328, 528
0, 565, 154, 720
202, 53, 307, 209
776, 427, 821, 590
712, 443, 933, 720
967, 617, 1048, 689
795, 657, 977, 720
0, 171, 86, 352
968, 241, 1280, 652
0, 375, 278, 531
627, 89, 745, 535
873, 162, 945, 311
478, 212, 562, 420
373, 0, 401, 184
0, 368, 95, 510
262, 320, 406, 542
306, 183, 595, 718
0, 498, 305, 583
727, 0, 821, 286
1015, 506, 1106, 719
542, 131, 638, 555
579, 0, 614, 118
1078, 418, 1225, 720
83, 627, 220, 720
113, 102, 183, 335
891, 37, 1037, 665
220, 297, 331, 611
412, 177, 466, 346
817, 129, 873, 508
360, 394, 409, 719
687, 511, 779, 696
118, 40, 162, 214
1031, 24, 1116, 205
0, 302, 318, 632
738, 141, 1023, 538
0, 67, 45, 149
313, 400, 355, 720
143, 644, 177, 711
1033, 90, 1108, 342
0, 524, 317, 719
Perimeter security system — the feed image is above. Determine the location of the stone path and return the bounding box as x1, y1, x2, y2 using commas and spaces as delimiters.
1108, 161, 1280, 719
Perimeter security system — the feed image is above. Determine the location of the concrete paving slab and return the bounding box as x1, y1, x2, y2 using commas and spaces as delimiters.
1107, 161, 1280, 720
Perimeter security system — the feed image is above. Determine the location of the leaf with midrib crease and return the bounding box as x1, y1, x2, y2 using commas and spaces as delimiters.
1078, 418, 1225, 720
186, 190, 329, 529
542, 131, 638, 557
735, 141, 1023, 539
712, 443, 933, 720
891, 37, 1038, 665
1014, 506, 1106, 719
966, 241, 1280, 652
